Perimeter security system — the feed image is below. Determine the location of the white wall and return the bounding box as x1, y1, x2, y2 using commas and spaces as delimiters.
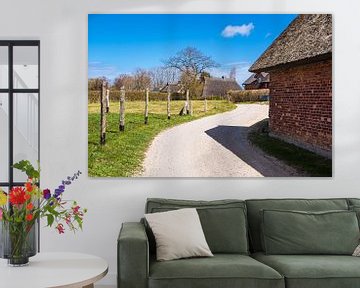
1, 0, 360, 286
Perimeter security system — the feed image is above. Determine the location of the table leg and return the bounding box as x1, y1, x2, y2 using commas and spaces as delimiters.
82, 284, 94, 288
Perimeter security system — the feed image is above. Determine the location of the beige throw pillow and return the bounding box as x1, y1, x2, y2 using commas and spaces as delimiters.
145, 208, 213, 261
353, 244, 360, 256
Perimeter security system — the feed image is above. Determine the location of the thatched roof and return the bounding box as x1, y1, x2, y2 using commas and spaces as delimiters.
243, 74, 257, 85
250, 14, 332, 72
159, 83, 185, 94
243, 72, 270, 86
202, 77, 241, 98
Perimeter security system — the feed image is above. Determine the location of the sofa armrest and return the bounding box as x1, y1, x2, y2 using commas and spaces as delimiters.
118, 222, 149, 288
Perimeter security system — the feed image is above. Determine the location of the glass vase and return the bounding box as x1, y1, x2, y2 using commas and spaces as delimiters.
0, 220, 37, 266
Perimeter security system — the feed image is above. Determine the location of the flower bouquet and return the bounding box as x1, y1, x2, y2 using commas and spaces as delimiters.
0, 160, 87, 266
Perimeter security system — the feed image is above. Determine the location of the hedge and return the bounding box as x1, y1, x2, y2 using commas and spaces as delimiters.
227, 89, 270, 102
88, 90, 186, 103
88, 90, 240, 103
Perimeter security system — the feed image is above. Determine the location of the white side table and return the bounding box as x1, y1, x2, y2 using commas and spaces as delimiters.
0, 252, 108, 288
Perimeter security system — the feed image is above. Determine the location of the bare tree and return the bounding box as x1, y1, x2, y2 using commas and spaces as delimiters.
88, 77, 109, 90
229, 67, 237, 79
164, 67, 180, 85
164, 47, 218, 87
113, 74, 135, 91
133, 68, 151, 91
149, 67, 180, 90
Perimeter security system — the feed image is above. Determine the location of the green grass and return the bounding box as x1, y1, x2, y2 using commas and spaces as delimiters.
88, 100, 236, 177
248, 121, 332, 177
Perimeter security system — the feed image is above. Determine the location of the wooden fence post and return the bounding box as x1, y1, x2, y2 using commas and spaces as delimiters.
105, 88, 110, 113
188, 90, 193, 116
100, 81, 107, 145
204, 97, 207, 113
145, 88, 149, 124
167, 85, 171, 120
119, 86, 125, 131
186, 89, 190, 115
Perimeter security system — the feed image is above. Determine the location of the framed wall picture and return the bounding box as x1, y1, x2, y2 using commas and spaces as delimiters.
88, 14, 332, 178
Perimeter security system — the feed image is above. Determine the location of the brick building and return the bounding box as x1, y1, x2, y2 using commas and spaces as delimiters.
250, 14, 332, 158
242, 72, 270, 90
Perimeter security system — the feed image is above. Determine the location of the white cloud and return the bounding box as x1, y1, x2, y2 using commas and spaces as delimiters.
221, 23, 255, 38
265, 32, 272, 38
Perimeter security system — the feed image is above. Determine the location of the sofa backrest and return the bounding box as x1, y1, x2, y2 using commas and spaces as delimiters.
348, 198, 360, 207
145, 198, 249, 255
245, 198, 349, 252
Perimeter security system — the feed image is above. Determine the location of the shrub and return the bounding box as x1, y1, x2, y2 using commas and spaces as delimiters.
227, 89, 270, 102
88, 90, 226, 103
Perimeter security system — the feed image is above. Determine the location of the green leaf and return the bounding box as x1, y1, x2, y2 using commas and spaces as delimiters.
47, 206, 60, 217
47, 214, 54, 227
12, 160, 40, 180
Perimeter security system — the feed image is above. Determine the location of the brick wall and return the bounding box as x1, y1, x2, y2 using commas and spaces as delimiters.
269, 59, 332, 157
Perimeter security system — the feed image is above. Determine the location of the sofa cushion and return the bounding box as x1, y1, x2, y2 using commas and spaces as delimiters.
146, 198, 248, 254
149, 254, 284, 288
252, 252, 360, 288
261, 209, 359, 255
246, 198, 349, 252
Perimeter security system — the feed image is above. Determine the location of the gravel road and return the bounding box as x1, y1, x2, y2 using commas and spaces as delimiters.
140, 104, 300, 177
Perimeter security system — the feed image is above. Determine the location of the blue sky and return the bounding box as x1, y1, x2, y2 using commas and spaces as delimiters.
88, 14, 297, 85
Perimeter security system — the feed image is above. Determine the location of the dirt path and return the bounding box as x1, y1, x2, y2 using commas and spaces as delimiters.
140, 104, 300, 177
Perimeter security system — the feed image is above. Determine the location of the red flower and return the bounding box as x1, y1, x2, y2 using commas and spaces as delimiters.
26, 203, 34, 210
72, 205, 80, 215
65, 214, 71, 225
24, 193, 31, 201
56, 223, 65, 234
26, 214, 33, 221
9, 187, 26, 205
25, 182, 33, 192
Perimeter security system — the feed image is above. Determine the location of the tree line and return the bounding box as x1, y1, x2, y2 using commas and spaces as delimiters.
89, 47, 232, 98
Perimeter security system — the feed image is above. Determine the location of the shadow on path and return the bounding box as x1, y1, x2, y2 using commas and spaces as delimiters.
205, 124, 296, 177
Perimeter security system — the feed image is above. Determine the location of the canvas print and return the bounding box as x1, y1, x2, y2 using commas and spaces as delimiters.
88, 14, 332, 177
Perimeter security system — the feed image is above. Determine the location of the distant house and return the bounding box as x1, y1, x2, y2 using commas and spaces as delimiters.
242, 72, 270, 90
202, 77, 241, 98
159, 82, 185, 94
249, 14, 332, 158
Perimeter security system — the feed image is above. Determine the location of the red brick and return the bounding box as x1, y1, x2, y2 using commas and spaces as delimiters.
269, 59, 332, 154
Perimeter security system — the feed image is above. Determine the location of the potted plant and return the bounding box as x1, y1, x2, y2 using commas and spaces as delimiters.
0, 160, 86, 266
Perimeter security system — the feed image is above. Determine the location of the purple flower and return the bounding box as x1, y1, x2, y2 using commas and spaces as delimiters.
54, 171, 82, 199
43, 189, 51, 200
54, 189, 63, 198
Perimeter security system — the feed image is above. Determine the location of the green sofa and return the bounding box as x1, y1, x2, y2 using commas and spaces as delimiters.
118, 198, 360, 288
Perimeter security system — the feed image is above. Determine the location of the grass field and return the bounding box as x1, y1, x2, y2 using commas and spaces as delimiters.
88, 100, 236, 177
248, 120, 332, 177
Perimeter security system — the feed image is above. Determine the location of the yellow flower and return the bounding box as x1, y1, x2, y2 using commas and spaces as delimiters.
0, 190, 7, 206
